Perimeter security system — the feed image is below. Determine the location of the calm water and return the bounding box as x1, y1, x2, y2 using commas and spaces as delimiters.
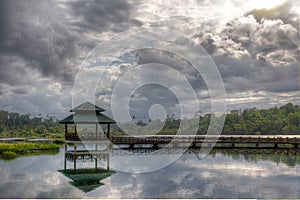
0, 146, 299, 198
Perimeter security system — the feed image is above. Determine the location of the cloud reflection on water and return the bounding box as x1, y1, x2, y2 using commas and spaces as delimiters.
0, 147, 299, 198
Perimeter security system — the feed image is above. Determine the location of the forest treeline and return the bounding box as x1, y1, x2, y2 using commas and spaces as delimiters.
113, 102, 300, 135
0, 102, 299, 138
0, 112, 63, 138
221, 103, 299, 135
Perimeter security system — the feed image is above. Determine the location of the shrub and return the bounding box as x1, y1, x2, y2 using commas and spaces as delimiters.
1, 151, 18, 160
53, 138, 65, 144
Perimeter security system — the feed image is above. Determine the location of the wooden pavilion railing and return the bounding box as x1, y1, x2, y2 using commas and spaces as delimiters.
65, 132, 108, 141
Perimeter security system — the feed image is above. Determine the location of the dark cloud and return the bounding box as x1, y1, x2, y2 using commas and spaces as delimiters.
214, 53, 299, 94
0, 56, 34, 86
0, 0, 298, 117
136, 49, 208, 92
129, 84, 180, 119
0, 0, 79, 83
107, 49, 210, 119
0, 0, 141, 88
0, 0, 146, 115
65, 0, 142, 33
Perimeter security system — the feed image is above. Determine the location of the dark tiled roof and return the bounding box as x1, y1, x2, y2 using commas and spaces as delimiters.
70, 102, 105, 112
60, 102, 115, 124
60, 112, 115, 124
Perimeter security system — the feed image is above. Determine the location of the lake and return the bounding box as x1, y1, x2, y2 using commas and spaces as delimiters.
0, 146, 299, 198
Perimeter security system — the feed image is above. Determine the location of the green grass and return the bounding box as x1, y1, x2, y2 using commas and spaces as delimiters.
0, 142, 60, 160
53, 138, 65, 144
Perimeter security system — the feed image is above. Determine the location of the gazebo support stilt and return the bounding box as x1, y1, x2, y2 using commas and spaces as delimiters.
74, 143, 77, 170
95, 157, 98, 171
64, 143, 67, 170
64, 124, 67, 140
107, 123, 110, 139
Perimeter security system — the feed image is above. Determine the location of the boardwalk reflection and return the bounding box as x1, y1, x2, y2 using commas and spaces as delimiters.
113, 147, 300, 167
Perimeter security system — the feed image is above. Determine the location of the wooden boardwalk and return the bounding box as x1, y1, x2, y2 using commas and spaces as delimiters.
108, 135, 300, 148
63, 135, 300, 170
65, 135, 300, 150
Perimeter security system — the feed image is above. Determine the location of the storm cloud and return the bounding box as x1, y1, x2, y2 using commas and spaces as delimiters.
0, 0, 298, 117
65, 0, 142, 33
0, 0, 141, 116
0, 0, 78, 83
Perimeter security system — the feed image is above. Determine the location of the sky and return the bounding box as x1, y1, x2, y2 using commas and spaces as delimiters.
0, 0, 299, 120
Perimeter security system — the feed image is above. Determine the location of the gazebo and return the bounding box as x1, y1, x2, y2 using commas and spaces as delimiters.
60, 101, 115, 141
60, 102, 115, 170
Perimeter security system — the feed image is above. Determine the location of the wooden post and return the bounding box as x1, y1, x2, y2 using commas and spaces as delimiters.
96, 123, 98, 140
64, 124, 68, 170
74, 143, 77, 170
106, 139, 110, 170
107, 123, 110, 139
65, 124, 67, 140
75, 125, 78, 140
95, 157, 98, 171
95, 143, 98, 151
95, 124, 98, 153
95, 124, 99, 171
64, 143, 67, 170
107, 154, 110, 171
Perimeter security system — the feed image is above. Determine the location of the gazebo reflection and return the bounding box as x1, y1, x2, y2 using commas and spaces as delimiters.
58, 168, 115, 193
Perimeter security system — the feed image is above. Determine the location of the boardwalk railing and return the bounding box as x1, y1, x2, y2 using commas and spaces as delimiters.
65, 134, 300, 147
110, 135, 300, 146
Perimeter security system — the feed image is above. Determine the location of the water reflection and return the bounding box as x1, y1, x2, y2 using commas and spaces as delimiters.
209, 147, 300, 167
0, 151, 59, 161
58, 169, 115, 193
0, 146, 299, 198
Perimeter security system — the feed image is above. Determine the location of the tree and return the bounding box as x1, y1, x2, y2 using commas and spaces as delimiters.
0, 110, 8, 127
34, 125, 47, 136
8, 113, 19, 128
280, 103, 295, 116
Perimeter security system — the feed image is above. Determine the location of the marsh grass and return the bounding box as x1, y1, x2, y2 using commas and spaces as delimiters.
0, 143, 59, 160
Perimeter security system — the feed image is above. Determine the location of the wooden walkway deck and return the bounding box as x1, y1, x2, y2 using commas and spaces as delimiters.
63, 135, 300, 170
65, 135, 300, 148
108, 135, 300, 148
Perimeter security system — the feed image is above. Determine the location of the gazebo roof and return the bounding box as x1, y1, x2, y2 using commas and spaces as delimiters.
60, 102, 115, 124
70, 101, 105, 112
60, 112, 115, 124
